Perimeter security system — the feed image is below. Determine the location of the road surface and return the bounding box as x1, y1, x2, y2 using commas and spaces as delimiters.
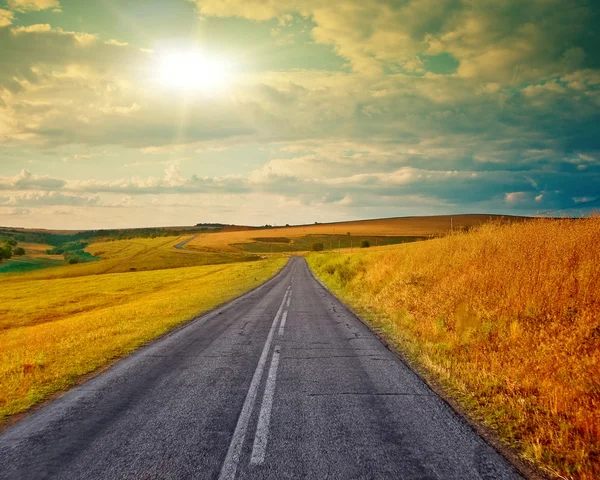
0, 257, 522, 479
174, 235, 198, 250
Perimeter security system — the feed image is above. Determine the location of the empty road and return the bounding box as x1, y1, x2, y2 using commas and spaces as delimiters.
0, 257, 522, 479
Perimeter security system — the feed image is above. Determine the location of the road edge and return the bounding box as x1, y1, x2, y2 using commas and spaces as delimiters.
0, 257, 292, 434
304, 257, 549, 480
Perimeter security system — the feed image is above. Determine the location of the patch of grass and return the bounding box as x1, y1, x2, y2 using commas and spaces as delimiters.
0, 257, 64, 274
0, 258, 286, 423
307, 217, 600, 480
252, 237, 292, 243
234, 235, 426, 253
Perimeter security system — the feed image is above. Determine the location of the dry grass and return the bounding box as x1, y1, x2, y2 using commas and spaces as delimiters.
0, 258, 286, 423
308, 217, 600, 479
18, 242, 59, 258
188, 214, 520, 252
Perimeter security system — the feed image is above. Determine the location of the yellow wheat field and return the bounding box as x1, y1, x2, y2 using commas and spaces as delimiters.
188, 214, 517, 252
308, 217, 600, 480
0, 258, 286, 423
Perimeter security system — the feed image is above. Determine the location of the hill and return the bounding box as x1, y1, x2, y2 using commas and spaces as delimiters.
187, 214, 529, 252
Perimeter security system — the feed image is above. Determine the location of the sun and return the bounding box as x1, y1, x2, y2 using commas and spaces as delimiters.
158, 50, 231, 92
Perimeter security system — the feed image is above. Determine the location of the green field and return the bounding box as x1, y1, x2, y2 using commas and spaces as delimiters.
233, 234, 427, 253
0, 256, 64, 274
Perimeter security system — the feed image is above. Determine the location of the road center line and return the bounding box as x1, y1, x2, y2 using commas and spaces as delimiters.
218, 290, 290, 480
278, 311, 288, 336
250, 345, 281, 465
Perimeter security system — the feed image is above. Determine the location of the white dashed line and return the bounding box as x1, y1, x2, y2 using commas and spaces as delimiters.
278, 311, 288, 336
250, 345, 282, 465
218, 290, 289, 480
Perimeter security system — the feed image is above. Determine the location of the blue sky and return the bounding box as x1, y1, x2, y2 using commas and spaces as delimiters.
0, 0, 598, 228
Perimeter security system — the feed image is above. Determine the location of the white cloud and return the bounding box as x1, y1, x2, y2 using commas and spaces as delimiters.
0, 191, 99, 207
7, 0, 61, 12
0, 170, 66, 190
0, 9, 13, 27
504, 191, 527, 204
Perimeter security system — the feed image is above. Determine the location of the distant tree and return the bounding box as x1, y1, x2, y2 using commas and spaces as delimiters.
13, 247, 25, 256
0, 244, 12, 260
286, 224, 290, 227
360, 240, 370, 248
312, 242, 324, 252
68, 258, 79, 264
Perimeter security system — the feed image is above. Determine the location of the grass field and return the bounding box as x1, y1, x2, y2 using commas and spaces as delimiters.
0, 242, 64, 274
233, 234, 426, 253
1, 235, 260, 281
308, 217, 600, 480
86, 236, 259, 274
0, 257, 286, 423
188, 214, 522, 252
0, 256, 64, 274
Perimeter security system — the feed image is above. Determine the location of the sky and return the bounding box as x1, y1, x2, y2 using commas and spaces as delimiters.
0, 0, 599, 229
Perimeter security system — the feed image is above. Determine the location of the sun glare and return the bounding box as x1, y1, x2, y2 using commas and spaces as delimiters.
158, 50, 232, 92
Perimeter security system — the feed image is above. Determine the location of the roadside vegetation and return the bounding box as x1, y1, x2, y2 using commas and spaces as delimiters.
0, 257, 286, 423
308, 217, 600, 480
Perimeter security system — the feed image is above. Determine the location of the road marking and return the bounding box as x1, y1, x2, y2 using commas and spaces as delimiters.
218, 290, 290, 480
286, 291, 291, 308
250, 345, 281, 465
278, 311, 288, 336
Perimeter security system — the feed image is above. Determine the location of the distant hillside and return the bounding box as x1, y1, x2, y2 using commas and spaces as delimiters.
187, 214, 533, 252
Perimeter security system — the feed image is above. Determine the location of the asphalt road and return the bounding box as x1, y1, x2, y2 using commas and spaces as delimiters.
173, 235, 198, 250
0, 257, 523, 480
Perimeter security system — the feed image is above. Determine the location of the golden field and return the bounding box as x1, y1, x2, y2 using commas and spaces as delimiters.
188, 214, 517, 252
308, 217, 600, 479
0, 235, 285, 423
7, 235, 258, 281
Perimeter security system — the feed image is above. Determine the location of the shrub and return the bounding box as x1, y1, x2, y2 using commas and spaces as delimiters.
0, 244, 12, 260
312, 242, 324, 252
360, 240, 370, 248
68, 258, 79, 264
13, 247, 25, 256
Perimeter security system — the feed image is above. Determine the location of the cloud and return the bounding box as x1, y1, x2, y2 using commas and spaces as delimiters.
0, 191, 99, 207
7, 0, 61, 12
0, 9, 13, 27
0, 207, 31, 216
191, 0, 599, 83
61, 151, 114, 162
0, 0, 598, 227
0, 170, 66, 190
504, 191, 528, 204
67, 164, 250, 195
